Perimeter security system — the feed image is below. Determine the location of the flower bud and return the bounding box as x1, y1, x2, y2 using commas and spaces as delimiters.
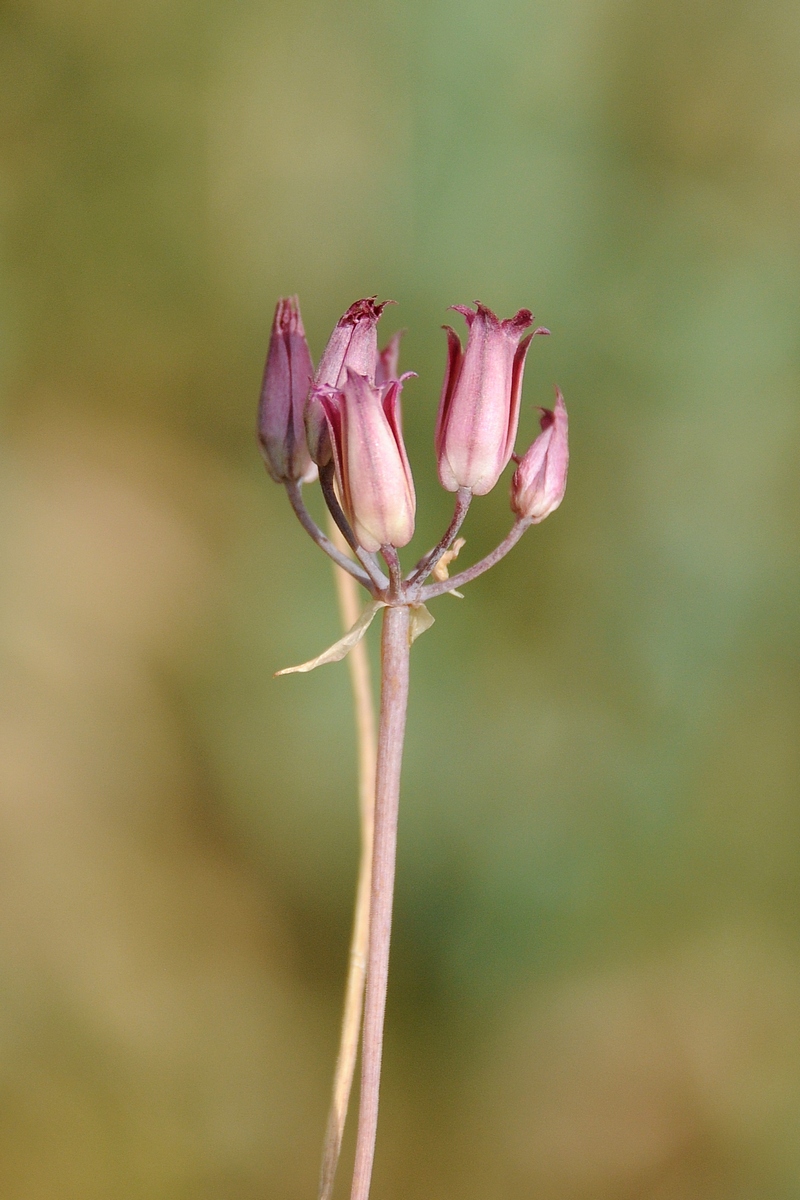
257, 296, 315, 483
305, 297, 392, 466
317, 368, 416, 552
510, 388, 569, 523
376, 330, 403, 385
435, 302, 549, 496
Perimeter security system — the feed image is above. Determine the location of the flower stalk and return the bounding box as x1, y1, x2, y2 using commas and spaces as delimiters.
350, 603, 410, 1200
318, 520, 377, 1200
416, 517, 532, 602
408, 485, 472, 585
285, 479, 371, 587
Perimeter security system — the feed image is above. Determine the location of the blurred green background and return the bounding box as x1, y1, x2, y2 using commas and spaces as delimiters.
1, 0, 800, 1196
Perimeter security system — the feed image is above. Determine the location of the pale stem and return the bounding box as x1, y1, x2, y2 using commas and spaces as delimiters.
419, 517, 532, 602
318, 519, 378, 1200
285, 481, 371, 589
350, 604, 411, 1200
407, 485, 472, 585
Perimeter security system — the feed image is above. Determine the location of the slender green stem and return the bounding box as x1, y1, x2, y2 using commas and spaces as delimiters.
349, 604, 411, 1200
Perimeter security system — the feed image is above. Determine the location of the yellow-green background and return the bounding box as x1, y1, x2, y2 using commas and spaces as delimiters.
1, 0, 800, 1196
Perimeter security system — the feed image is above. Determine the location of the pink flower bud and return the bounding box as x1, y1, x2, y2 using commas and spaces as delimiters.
376, 330, 403, 385
510, 388, 569, 523
257, 296, 315, 483
435, 302, 549, 496
305, 297, 392, 466
317, 368, 416, 552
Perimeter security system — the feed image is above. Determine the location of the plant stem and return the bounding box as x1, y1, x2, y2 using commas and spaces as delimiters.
350, 604, 411, 1200
380, 545, 403, 599
285, 481, 371, 588
420, 517, 532, 602
318, 523, 378, 1200
408, 486, 472, 584
319, 463, 388, 592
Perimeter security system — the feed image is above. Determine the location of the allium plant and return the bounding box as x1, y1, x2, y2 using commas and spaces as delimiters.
258, 295, 569, 1200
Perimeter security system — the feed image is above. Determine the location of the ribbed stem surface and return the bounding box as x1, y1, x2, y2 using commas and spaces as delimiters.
349, 604, 410, 1200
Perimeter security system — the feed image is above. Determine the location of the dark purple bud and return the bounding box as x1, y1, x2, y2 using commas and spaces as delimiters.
257, 296, 315, 484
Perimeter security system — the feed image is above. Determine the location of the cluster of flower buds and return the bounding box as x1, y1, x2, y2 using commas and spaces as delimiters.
258, 294, 569, 605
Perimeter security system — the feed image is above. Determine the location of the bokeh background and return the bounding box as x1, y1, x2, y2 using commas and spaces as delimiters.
1, 0, 800, 1196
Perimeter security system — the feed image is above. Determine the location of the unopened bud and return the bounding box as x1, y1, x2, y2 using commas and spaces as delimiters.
510, 388, 569, 523
376, 330, 403, 385
257, 296, 315, 483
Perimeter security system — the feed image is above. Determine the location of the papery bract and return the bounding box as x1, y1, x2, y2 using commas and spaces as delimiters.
318, 368, 416, 553
435, 302, 548, 496
306, 297, 392, 466
257, 296, 315, 483
510, 388, 569, 523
